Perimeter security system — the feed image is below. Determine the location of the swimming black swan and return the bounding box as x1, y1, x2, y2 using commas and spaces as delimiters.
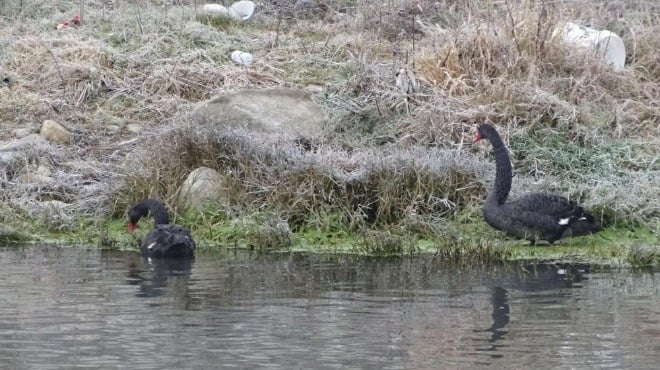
127, 199, 196, 258
473, 123, 601, 244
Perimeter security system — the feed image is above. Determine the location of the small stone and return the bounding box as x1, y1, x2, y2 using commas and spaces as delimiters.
40, 120, 72, 144
202, 4, 229, 18
106, 125, 122, 135
40, 200, 70, 210
179, 166, 226, 210
36, 163, 52, 177
304, 83, 324, 93
15, 172, 54, 185
11, 128, 32, 138
126, 124, 142, 134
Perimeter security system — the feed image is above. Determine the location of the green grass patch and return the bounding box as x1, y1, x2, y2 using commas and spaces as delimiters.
1, 207, 656, 267
22, 212, 652, 268
0, 0, 657, 268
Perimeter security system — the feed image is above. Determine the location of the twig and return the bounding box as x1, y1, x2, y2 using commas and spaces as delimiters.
504, 0, 522, 57
79, 0, 84, 25
133, 0, 144, 35
40, 41, 67, 101
273, 5, 282, 48
411, 8, 416, 69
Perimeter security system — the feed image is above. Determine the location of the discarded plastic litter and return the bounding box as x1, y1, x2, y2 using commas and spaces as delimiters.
555, 22, 626, 70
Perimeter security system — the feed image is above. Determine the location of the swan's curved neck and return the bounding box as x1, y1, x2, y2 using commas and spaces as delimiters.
487, 133, 512, 205
142, 199, 170, 225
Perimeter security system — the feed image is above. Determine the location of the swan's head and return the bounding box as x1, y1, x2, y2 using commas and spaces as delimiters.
127, 203, 148, 233
126, 199, 171, 233
473, 123, 499, 143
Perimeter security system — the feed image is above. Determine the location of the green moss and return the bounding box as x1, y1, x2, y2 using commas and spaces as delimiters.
448, 223, 659, 266
2, 210, 657, 267
0, 0, 657, 268
0, 227, 31, 244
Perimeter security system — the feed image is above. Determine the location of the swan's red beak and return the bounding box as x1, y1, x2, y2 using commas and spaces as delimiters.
128, 222, 135, 233
473, 132, 482, 142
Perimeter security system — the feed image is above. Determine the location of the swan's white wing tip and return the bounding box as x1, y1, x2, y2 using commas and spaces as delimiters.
558, 217, 571, 225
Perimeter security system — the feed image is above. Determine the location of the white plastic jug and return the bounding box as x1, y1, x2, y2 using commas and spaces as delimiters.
556, 22, 626, 70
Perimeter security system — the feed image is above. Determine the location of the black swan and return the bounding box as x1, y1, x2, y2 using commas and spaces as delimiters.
473, 123, 601, 244
127, 199, 196, 258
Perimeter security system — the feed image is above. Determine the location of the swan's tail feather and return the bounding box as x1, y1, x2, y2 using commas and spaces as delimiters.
567, 210, 602, 237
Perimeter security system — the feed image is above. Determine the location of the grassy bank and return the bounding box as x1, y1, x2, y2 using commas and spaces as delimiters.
0, 1, 658, 265
13, 214, 659, 267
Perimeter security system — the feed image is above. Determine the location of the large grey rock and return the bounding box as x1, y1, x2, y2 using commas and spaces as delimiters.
40, 120, 72, 144
179, 166, 226, 211
192, 88, 326, 139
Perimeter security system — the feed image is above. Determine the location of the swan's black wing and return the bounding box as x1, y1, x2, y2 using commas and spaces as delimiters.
507, 193, 600, 243
510, 193, 581, 219
141, 224, 196, 258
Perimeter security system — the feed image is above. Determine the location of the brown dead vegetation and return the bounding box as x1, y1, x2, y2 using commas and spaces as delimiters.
0, 0, 657, 239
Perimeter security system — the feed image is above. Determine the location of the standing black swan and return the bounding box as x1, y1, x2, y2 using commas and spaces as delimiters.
127, 199, 196, 258
473, 123, 601, 244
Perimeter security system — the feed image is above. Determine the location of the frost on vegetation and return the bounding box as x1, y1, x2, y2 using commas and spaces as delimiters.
0, 0, 657, 239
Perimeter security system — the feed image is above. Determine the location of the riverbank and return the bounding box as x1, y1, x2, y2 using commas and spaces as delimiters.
2, 212, 657, 267
0, 1, 658, 265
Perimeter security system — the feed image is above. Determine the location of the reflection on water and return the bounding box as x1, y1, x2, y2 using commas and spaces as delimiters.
125, 254, 194, 300
0, 245, 658, 369
483, 286, 509, 354
477, 264, 588, 359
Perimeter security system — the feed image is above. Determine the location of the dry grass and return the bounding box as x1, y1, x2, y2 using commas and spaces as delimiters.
119, 126, 481, 233
0, 0, 658, 240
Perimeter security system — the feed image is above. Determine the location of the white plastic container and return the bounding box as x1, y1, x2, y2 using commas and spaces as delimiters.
556, 22, 626, 70
229, 1, 255, 20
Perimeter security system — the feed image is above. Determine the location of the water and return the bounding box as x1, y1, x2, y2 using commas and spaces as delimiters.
0, 245, 658, 369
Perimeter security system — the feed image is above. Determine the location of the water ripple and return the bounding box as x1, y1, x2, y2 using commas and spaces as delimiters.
0, 246, 658, 368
